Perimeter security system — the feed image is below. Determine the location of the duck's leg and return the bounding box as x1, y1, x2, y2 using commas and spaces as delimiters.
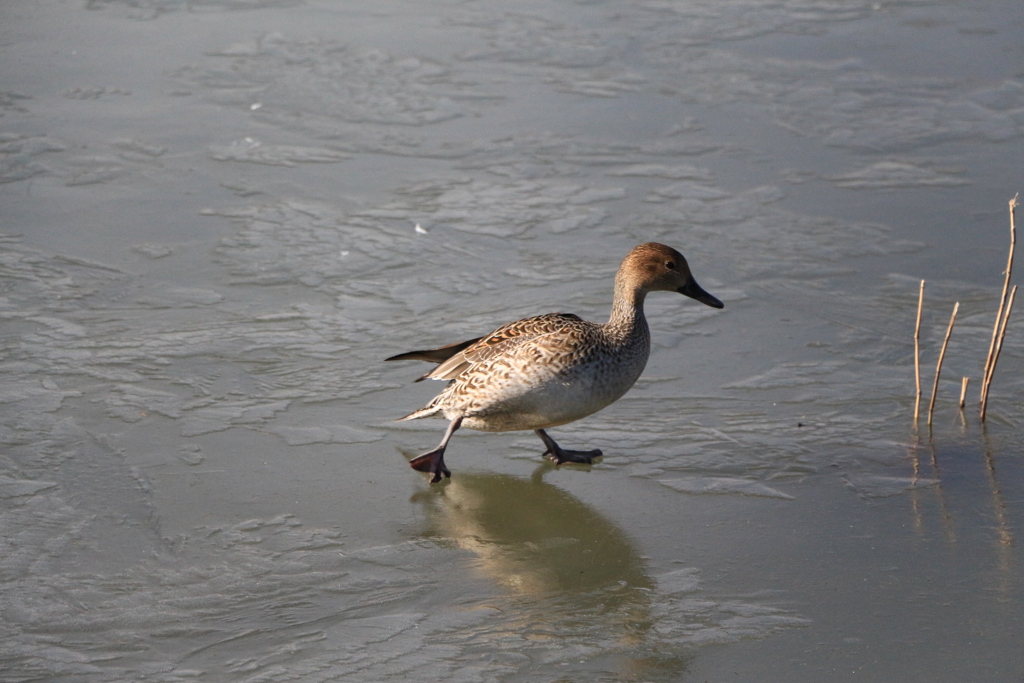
535, 429, 602, 465
409, 416, 462, 483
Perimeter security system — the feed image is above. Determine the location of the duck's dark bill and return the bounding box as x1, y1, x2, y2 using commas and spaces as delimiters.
679, 278, 724, 309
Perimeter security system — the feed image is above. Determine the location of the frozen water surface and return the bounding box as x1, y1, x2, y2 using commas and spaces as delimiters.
1, 0, 1022, 680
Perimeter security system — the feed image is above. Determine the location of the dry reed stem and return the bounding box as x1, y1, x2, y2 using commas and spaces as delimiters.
980, 194, 1017, 407
914, 280, 925, 424
928, 302, 959, 426
959, 376, 969, 410
980, 285, 1017, 422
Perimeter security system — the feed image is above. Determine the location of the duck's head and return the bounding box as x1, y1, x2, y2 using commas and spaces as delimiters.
620, 242, 724, 309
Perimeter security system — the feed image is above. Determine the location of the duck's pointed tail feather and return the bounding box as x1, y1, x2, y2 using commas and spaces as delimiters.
385, 337, 483, 364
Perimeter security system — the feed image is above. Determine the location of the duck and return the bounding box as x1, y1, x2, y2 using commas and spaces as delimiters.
386, 242, 724, 483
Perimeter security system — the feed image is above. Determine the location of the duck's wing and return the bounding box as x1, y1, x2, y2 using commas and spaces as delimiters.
424, 312, 585, 382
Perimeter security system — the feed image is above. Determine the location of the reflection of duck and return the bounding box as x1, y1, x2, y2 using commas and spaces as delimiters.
415, 471, 653, 602
388, 243, 724, 482
416, 473, 700, 678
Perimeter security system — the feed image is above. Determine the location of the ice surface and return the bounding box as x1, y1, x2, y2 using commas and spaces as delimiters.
2, 0, 1022, 680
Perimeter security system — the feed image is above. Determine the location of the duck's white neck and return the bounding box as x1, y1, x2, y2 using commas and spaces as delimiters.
606, 279, 649, 342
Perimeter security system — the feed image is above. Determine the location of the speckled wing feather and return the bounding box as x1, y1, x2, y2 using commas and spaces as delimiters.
425, 313, 585, 382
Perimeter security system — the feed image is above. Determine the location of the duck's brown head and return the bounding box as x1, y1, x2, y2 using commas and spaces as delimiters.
619, 242, 724, 309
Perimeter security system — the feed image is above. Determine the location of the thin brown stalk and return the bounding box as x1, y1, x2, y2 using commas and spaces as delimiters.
981, 194, 1017, 405
913, 280, 925, 424
928, 302, 959, 426
980, 285, 1017, 422
959, 376, 969, 410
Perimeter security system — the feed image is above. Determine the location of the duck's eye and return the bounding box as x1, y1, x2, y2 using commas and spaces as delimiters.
665, 260, 676, 270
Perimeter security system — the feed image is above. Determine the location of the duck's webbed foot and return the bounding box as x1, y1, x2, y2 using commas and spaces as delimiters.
409, 416, 462, 483
547, 447, 603, 465
409, 448, 451, 483
535, 429, 603, 465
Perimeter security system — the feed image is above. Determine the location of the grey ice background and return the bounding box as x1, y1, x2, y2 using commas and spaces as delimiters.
1, 1, 1023, 681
